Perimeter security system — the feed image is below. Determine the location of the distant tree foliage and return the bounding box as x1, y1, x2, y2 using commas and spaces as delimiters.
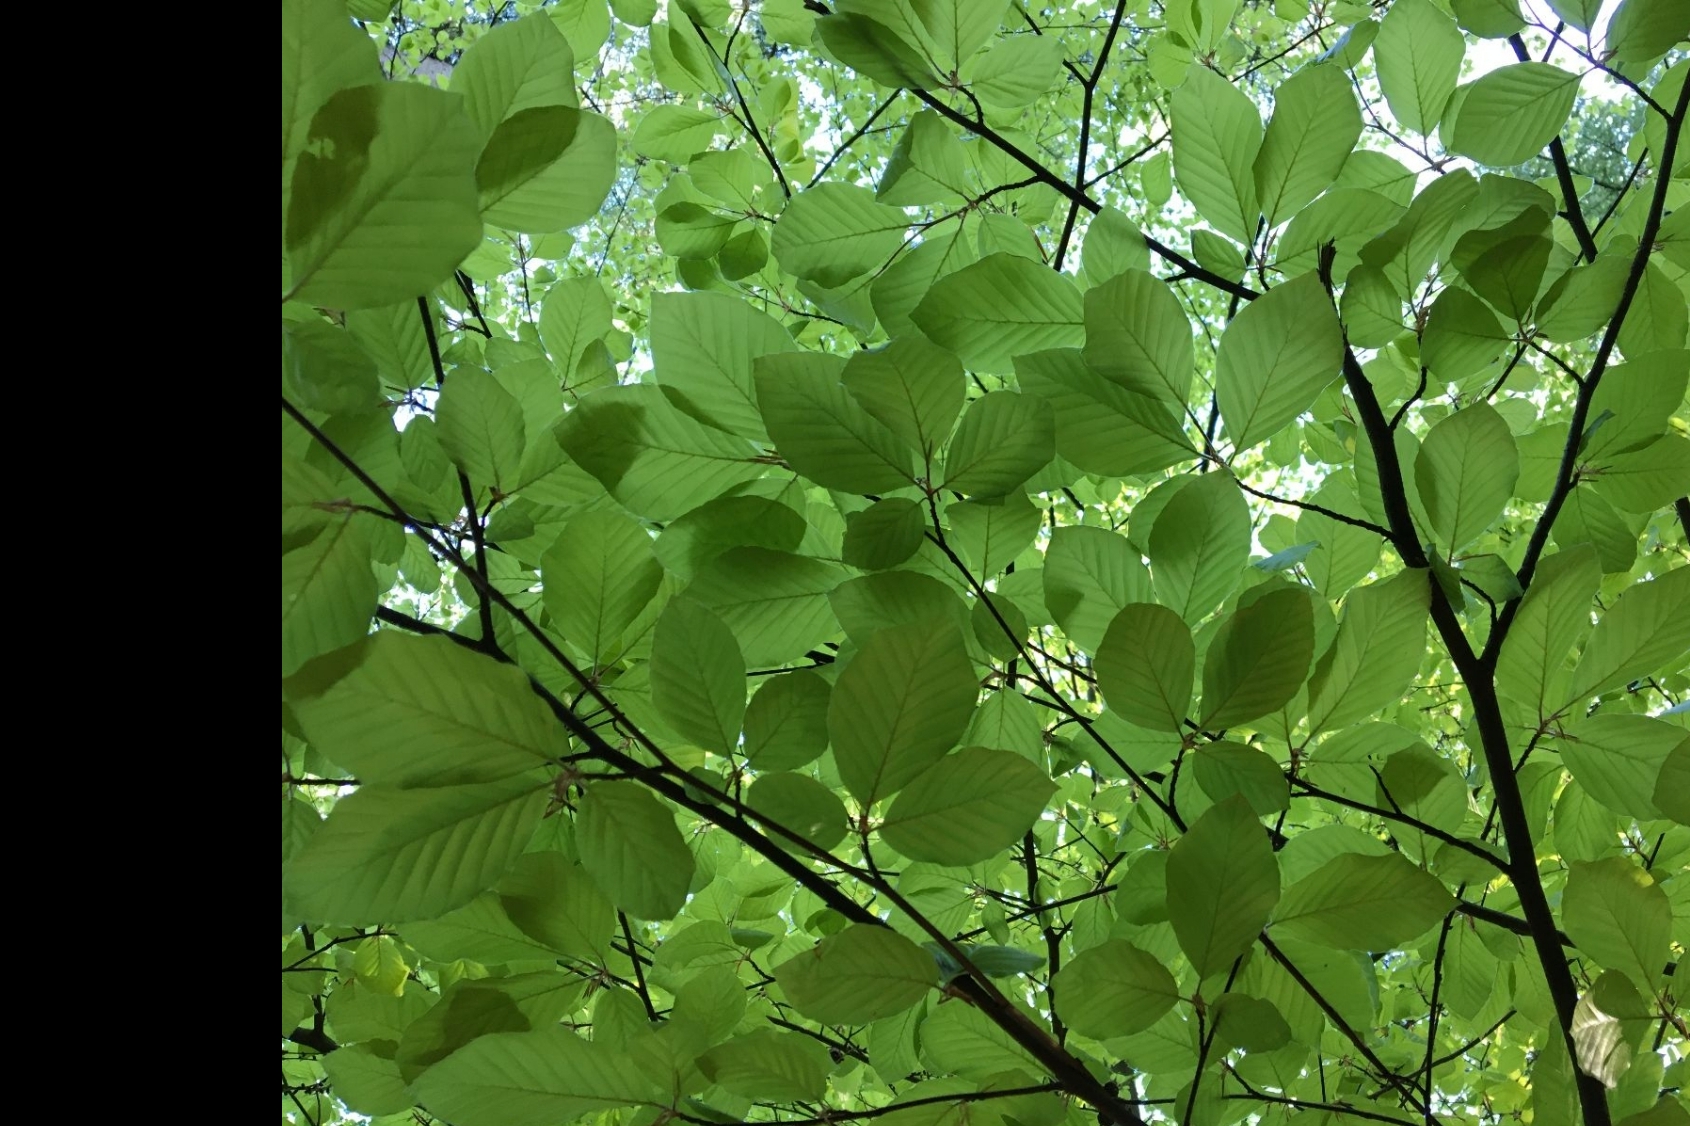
282, 2, 1690, 1125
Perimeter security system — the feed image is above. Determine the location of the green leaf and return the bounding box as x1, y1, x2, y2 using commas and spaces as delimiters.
718, 228, 769, 278
655, 202, 738, 259
293, 632, 565, 786
392, 977, 537, 1084
321, 1047, 412, 1115
1538, 256, 1629, 343
1452, 211, 1553, 323
1298, 484, 1384, 596
1210, 993, 1293, 1053
575, 780, 695, 920
540, 508, 664, 665
413, 1028, 664, 1126
1171, 63, 1263, 245
653, 495, 806, 581
918, 1005, 1041, 1079
1307, 568, 1431, 734
450, 14, 577, 137
1374, 0, 1464, 136
688, 547, 845, 667
1080, 207, 1153, 284
1590, 434, 1690, 514
1340, 264, 1407, 348
744, 670, 832, 770
879, 747, 1055, 865
814, 11, 941, 88
1272, 852, 1452, 949
843, 498, 927, 570
353, 933, 408, 996
1654, 741, 1690, 826
1555, 715, 1682, 821
281, 517, 376, 676
830, 620, 979, 806
557, 384, 764, 521
629, 104, 724, 163
1280, 187, 1406, 273
1096, 603, 1196, 732
834, 567, 966, 654
1543, 0, 1602, 30
842, 336, 967, 456
1607, 0, 1690, 62
747, 772, 848, 853
478, 106, 617, 234
285, 318, 382, 415
1562, 858, 1671, 991
1253, 62, 1362, 227
1552, 487, 1639, 575
284, 84, 483, 309
1052, 939, 1181, 1038
913, 0, 999, 70
1193, 743, 1290, 816
1376, 743, 1467, 848
1167, 795, 1280, 978
1014, 349, 1196, 477
1215, 272, 1344, 450
1360, 169, 1479, 297
958, 945, 1046, 979
402, 892, 567, 964
1042, 524, 1153, 653
1422, 286, 1509, 384
437, 367, 526, 493
1616, 261, 1688, 358
1415, 403, 1519, 553
651, 598, 746, 756
1200, 587, 1316, 729
284, 774, 550, 925
755, 352, 920, 492
282, 0, 380, 168
771, 183, 909, 287
1494, 545, 1601, 718
773, 924, 938, 1023
549, 0, 609, 63
498, 852, 615, 961
651, 291, 797, 440
879, 111, 971, 206
1451, 0, 1525, 37
913, 252, 1086, 375
970, 32, 1065, 107
1149, 472, 1252, 623
698, 1030, 831, 1101
1449, 63, 1581, 167
1082, 269, 1195, 408
539, 276, 613, 377
940, 392, 1054, 498
1565, 567, 1690, 705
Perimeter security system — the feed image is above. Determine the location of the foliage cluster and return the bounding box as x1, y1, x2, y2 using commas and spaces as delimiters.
281, 1, 1690, 1124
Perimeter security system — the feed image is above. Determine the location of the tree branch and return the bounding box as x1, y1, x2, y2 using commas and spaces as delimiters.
1492, 76, 1690, 642
904, 86, 1259, 302
1260, 935, 1435, 1118
1509, 36, 1596, 260
1289, 779, 1509, 873
1319, 231, 1620, 1124
1230, 474, 1393, 538
1021, 832, 1065, 1043
280, 396, 1150, 1126
619, 912, 659, 1020
809, 91, 901, 188
1053, 0, 1129, 269
689, 14, 792, 198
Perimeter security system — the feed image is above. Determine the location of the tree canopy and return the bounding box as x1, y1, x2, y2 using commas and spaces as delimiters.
280, 2, 1690, 1124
